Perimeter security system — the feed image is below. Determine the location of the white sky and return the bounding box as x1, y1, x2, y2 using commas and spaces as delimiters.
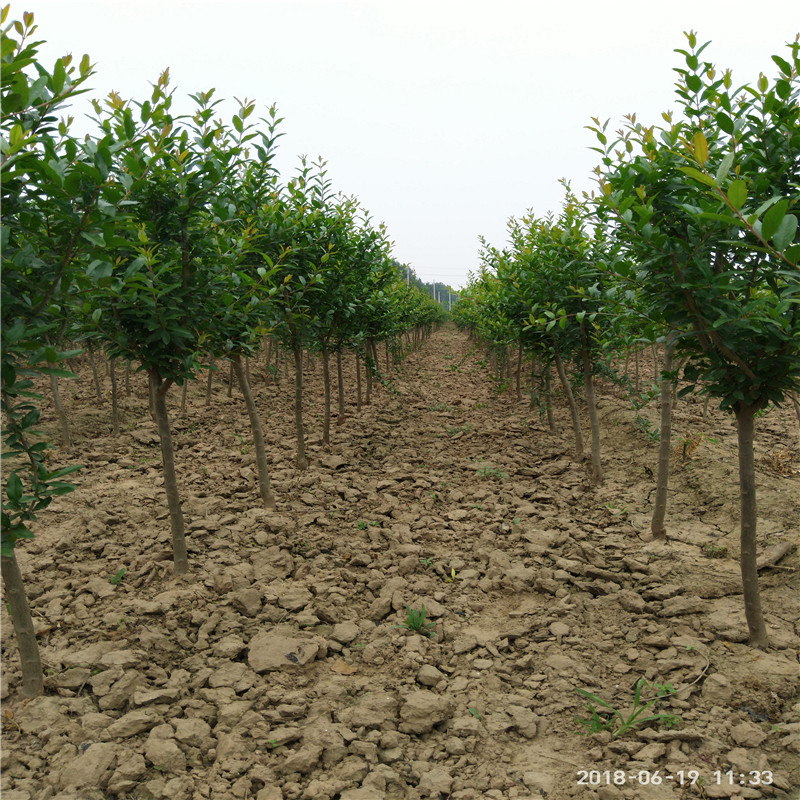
21, 1, 800, 289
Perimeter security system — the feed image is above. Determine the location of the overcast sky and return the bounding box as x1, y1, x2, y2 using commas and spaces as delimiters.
22, 1, 800, 289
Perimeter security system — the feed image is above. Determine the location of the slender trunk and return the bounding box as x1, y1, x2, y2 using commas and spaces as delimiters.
634, 348, 640, 393
148, 370, 189, 575
292, 343, 308, 470
110, 358, 120, 436
529, 359, 537, 410
205, 360, 214, 407
264, 338, 273, 384
544, 367, 556, 433
733, 403, 768, 648
245, 355, 252, 388
652, 342, 659, 385
651, 334, 676, 539
515, 345, 523, 401
580, 330, 603, 484
356, 353, 362, 412
790, 393, 800, 430
321, 348, 331, 448
365, 345, 372, 405
1, 549, 43, 697
148, 375, 156, 423
553, 344, 584, 458
231, 353, 276, 509
370, 340, 380, 390
227, 360, 234, 398
87, 339, 103, 403
336, 350, 346, 425
49, 374, 72, 446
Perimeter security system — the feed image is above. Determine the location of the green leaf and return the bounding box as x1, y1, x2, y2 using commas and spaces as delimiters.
772, 55, 792, 76
714, 152, 734, 185
773, 214, 798, 252
715, 112, 734, 135
727, 180, 747, 210
692, 131, 708, 165
6, 473, 23, 503
761, 199, 789, 243
678, 166, 715, 187
783, 243, 800, 265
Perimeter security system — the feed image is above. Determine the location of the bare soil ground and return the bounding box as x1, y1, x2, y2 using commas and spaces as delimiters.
2, 325, 799, 800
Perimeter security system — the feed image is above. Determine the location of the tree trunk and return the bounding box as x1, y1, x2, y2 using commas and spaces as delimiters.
87, 339, 103, 403
148, 370, 189, 575
292, 344, 308, 469
321, 348, 331, 448
790, 393, 800, 430
515, 345, 523, 401
580, 330, 603, 484
365, 345, 372, 405
49, 374, 72, 446
529, 359, 537, 410
264, 338, 273, 384
231, 353, 276, 509
356, 353, 362, 412
370, 340, 380, 389
227, 360, 234, 398
205, 359, 214, 407
553, 344, 584, 459
336, 350, 346, 425
110, 358, 120, 436
651, 334, 676, 539
544, 366, 556, 433
1, 549, 43, 697
652, 342, 660, 385
634, 348, 640, 393
733, 403, 769, 648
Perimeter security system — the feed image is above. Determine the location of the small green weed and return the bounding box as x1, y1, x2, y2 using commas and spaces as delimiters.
597, 502, 628, 517
369, 520, 381, 527
468, 707, 482, 720
446, 424, 471, 436
701, 542, 728, 558
427, 402, 455, 412
356, 520, 367, 530
419, 556, 434, 567
574, 678, 680, 739
393, 604, 436, 638
109, 568, 126, 586
634, 415, 660, 443
477, 465, 506, 480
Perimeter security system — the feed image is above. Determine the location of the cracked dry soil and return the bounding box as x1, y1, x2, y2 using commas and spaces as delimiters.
2, 325, 799, 800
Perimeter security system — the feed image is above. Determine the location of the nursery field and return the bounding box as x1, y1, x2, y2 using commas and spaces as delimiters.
1, 326, 799, 800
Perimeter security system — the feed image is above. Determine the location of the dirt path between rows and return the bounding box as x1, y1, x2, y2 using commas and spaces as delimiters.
2, 325, 799, 800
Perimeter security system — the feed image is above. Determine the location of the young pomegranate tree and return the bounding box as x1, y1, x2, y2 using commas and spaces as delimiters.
88, 80, 256, 574
1, 10, 131, 695
591, 34, 800, 647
